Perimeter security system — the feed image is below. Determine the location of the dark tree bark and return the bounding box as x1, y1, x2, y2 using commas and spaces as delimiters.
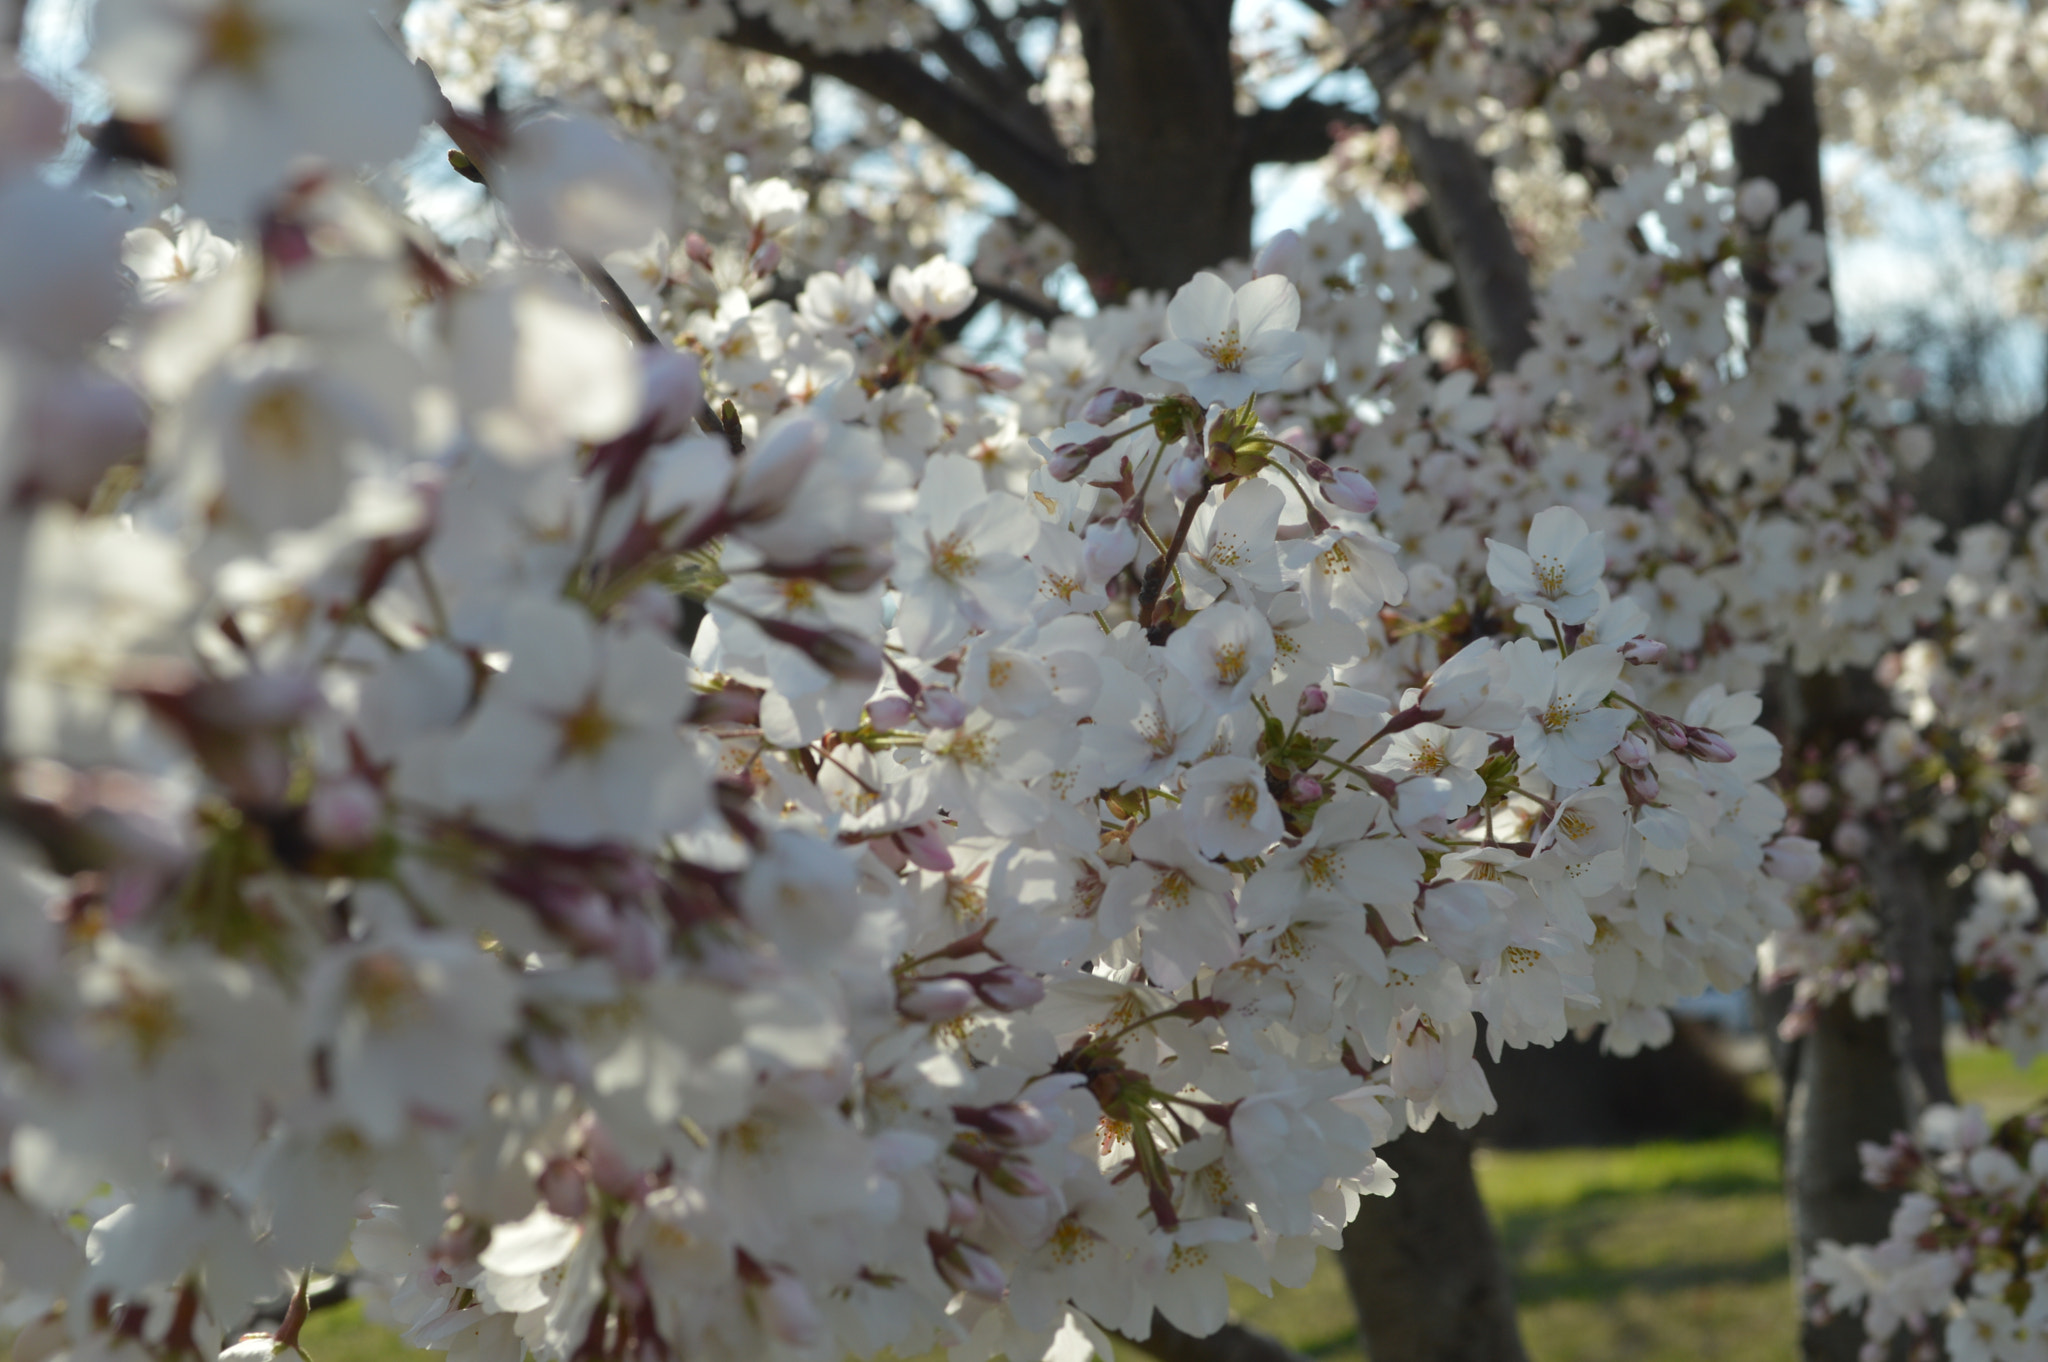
1065, 0, 1253, 294
1784, 1003, 1911, 1362
1340, 1125, 1532, 1362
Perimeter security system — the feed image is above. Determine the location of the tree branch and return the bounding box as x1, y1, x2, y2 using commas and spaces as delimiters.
1243, 95, 1374, 166
967, 0, 1042, 93
720, 14, 1089, 251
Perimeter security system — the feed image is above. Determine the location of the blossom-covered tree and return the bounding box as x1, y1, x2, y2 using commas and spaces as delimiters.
0, 3, 2044, 1362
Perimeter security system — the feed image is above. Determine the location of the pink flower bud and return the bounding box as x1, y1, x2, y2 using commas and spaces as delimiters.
969, 964, 1045, 1012
1079, 387, 1145, 426
683, 232, 714, 268
580, 1118, 641, 1201
750, 238, 782, 276
1289, 773, 1324, 803
955, 361, 1022, 391
1685, 726, 1738, 762
305, 778, 381, 851
919, 687, 968, 729
538, 1157, 590, 1220
1297, 684, 1328, 716
608, 910, 664, 981
753, 1268, 822, 1347
1647, 713, 1691, 752
1044, 443, 1094, 481
691, 685, 762, 726
810, 543, 893, 592
866, 694, 915, 730
953, 1101, 1054, 1146
1320, 469, 1379, 516
984, 1158, 1052, 1200
946, 1188, 981, 1228
897, 822, 955, 873
1620, 636, 1668, 665
1620, 762, 1659, 805
1167, 452, 1208, 501
898, 976, 978, 1021
1083, 519, 1138, 582
752, 618, 882, 682
1253, 228, 1306, 280
931, 1236, 1006, 1301
1613, 732, 1652, 769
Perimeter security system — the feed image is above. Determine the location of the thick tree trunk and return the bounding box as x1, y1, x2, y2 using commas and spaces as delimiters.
1339, 1125, 1530, 1362
1067, 0, 1254, 294
1785, 1003, 1911, 1362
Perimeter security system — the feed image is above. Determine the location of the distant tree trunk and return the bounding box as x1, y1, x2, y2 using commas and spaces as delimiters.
1339, 1125, 1531, 1362
1784, 1003, 1911, 1361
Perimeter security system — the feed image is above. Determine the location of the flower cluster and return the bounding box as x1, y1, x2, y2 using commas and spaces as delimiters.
0, 8, 1822, 1359
1809, 1103, 2048, 1362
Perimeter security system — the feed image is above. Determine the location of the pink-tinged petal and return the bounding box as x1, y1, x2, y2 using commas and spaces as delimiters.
1165, 271, 1235, 341
1232, 274, 1301, 337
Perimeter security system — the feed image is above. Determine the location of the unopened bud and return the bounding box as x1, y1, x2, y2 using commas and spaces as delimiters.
691, 685, 762, 726
1620, 635, 1668, 665
1297, 684, 1328, 716
750, 238, 781, 276
866, 694, 915, 730
1167, 452, 1208, 501
919, 687, 968, 729
753, 1267, 822, 1347
983, 1157, 1052, 1200
580, 1119, 640, 1201
752, 618, 882, 683
957, 362, 1022, 392
1045, 432, 1114, 481
1647, 713, 1691, 752
1253, 228, 1306, 280
1620, 761, 1659, 805
1289, 773, 1324, 803
1613, 731, 1652, 769
304, 778, 382, 851
898, 976, 978, 1021
1083, 519, 1138, 582
682, 232, 715, 268
811, 544, 893, 592
953, 1100, 1054, 1146
1685, 726, 1738, 762
931, 1236, 1007, 1301
968, 964, 1045, 1012
945, 1188, 980, 1229
1319, 468, 1379, 516
538, 1157, 590, 1221
1079, 387, 1145, 426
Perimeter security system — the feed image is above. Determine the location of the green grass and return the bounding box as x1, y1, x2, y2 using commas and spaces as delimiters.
1949, 1038, 2048, 1123
288, 1040, 2048, 1362
1222, 1131, 1795, 1362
